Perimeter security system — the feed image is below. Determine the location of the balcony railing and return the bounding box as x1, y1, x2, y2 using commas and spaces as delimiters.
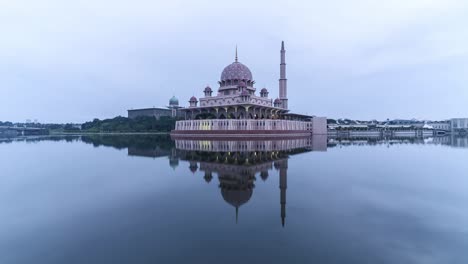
175, 119, 313, 131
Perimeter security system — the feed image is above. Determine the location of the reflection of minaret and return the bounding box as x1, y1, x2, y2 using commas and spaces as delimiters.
169, 148, 179, 170
275, 159, 288, 227
279, 41, 288, 110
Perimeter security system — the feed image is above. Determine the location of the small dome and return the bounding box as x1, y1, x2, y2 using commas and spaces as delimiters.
204, 86, 212, 92
221, 62, 253, 82
169, 96, 179, 106
261, 88, 268, 93
189, 96, 197, 102
274, 98, 281, 103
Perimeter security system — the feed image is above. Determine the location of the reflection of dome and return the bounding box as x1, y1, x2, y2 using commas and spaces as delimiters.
189, 161, 198, 173
204, 172, 213, 183
219, 174, 255, 219
169, 96, 179, 106
221, 188, 253, 208
219, 174, 255, 223
169, 158, 179, 170
221, 62, 253, 82
274, 161, 281, 170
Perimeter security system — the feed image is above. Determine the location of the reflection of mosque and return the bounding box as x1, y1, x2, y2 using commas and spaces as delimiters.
120, 136, 328, 226
175, 135, 327, 152
173, 137, 327, 226
180, 149, 292, 226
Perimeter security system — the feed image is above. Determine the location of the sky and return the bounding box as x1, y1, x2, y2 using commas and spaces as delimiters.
0, 0, 467, 123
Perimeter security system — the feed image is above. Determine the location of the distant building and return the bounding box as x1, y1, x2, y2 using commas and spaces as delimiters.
426, 121, 450, 131
450, 118, 468, 133
128, 96, 184, 119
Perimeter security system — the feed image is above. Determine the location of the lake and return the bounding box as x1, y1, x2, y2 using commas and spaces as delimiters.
1, 135, 467, 264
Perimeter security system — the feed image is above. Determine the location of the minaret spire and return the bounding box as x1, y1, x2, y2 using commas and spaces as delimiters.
235, 45, 238, 62
279, 41, 288, 109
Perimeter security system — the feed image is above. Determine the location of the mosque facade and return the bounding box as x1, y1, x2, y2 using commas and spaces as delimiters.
171, 41, 327, 138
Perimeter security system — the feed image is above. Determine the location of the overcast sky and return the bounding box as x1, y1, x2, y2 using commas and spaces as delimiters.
1, 0, 467, 123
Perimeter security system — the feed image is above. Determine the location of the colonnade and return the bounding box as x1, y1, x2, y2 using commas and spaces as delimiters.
185, 106, 285, 120
175, 119, 313, 131
175, 138, 313, 152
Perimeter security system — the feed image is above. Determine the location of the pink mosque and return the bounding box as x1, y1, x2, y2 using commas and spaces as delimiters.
171, 41, 326, 138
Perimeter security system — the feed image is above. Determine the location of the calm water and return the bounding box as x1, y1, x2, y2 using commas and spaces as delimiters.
1, 135, 467, 264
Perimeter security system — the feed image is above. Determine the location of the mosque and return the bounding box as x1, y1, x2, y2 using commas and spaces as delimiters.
171, 41, 327, 138
184, 41, 289, 119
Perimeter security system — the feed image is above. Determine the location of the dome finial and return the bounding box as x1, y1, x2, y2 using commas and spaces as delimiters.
235, 45, 238, 62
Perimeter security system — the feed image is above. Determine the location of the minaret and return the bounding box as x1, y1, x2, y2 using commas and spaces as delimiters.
279, 41, 288, 109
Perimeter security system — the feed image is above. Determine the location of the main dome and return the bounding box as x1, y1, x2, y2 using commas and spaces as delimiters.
220, 61, 253, 82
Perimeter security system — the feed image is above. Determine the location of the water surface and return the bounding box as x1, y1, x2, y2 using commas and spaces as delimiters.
0, 135, 467, 264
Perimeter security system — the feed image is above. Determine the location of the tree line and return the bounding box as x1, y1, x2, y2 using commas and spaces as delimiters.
2, 116, 178, 133
79, 116, 177, 132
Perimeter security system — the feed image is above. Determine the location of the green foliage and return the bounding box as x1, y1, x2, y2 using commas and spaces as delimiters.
0, 121, 14, 127
44, 123, 63, 130
81, 116, 176, 132
63, 123, 80, 131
